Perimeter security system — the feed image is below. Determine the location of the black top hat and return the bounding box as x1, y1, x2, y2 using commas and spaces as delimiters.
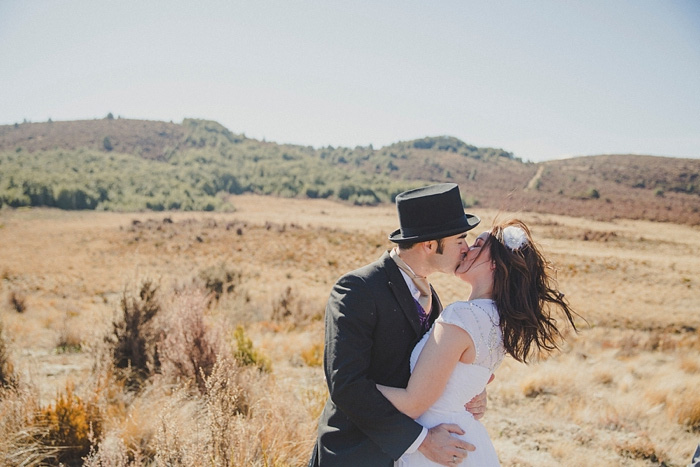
388, 183, 480, 243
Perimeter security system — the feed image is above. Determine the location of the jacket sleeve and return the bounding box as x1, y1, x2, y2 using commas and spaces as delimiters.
324, 273, 423, 460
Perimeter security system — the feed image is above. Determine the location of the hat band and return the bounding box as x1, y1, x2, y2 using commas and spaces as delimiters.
400, 215, 470, 238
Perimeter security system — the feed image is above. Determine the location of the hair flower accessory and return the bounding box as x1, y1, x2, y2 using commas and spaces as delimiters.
502, 226, 528, 251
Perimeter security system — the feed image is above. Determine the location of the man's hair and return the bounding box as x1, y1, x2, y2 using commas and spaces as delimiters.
397, 238, 445, 253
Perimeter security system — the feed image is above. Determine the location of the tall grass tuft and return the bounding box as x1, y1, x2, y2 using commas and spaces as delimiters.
203, 356, 314, 466
1, 386, 58, 467
150, 389, 205, 466
83, 436, 130, 467
106, 280, 162, 390
204, 357, 251, 465
667, 383, 700, 431
0, 321, 17, 390
1, 324, 55, 465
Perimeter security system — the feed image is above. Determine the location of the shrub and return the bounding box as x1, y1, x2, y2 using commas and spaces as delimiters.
270, 286, 324, 326
160, 288, 220, 393
106, 280, 162, 390
233, 325, 270, 373
56, 322, 83, 354
614, 432, 663, 463
8, 290, 26, 313
271, 286, 296, 321
198, 263, 240, 301
36, 384, 102, 466
300, 342, 323, 367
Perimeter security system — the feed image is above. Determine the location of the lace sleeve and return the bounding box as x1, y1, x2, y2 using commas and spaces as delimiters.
437, 301, 504, 371
437, 302, 481, 341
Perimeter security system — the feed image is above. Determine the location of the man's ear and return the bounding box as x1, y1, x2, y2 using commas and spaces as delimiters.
422, 240, 437, 253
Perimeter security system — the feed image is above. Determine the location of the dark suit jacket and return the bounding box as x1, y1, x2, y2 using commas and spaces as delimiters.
309, 251, 442, 467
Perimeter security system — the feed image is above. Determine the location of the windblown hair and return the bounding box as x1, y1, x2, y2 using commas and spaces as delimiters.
487, 219, 578, 363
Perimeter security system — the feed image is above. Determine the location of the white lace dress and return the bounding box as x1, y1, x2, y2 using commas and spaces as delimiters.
398, 299, 505, 467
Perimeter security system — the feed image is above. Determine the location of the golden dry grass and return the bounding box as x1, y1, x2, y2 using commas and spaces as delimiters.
1, 194, 699, 466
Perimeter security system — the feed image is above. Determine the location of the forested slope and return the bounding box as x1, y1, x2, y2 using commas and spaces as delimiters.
1, 117, 698, 224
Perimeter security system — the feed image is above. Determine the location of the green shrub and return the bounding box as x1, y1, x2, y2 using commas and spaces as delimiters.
233, 325, 270, 373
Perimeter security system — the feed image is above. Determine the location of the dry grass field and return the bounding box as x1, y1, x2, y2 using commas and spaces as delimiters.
1, 195, 699, 466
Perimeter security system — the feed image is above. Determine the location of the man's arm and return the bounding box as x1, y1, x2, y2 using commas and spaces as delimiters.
419, 425, 474, 465
324, 275, 423, 459
464, 373, 494, 420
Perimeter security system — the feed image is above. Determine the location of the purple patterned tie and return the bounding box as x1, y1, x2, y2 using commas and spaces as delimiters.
414, 297, 431, 333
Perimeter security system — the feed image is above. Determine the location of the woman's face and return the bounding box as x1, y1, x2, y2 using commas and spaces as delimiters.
456, 231, 492, 280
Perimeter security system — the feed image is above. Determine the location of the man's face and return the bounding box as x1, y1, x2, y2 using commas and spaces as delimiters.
430, 231, 470, 274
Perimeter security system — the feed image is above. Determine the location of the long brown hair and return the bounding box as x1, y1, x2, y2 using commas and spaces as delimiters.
487, 219, 578, 363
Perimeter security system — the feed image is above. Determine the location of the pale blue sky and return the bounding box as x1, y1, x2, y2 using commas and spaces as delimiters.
1, 1, 698, 162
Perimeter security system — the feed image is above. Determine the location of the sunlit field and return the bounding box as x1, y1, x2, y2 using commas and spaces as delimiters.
1, 195, 699, 466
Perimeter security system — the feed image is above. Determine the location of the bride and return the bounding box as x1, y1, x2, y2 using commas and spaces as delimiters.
377, 219, 578, 466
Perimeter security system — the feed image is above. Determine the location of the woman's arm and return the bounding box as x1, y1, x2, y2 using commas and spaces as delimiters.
377, 322, 474, 418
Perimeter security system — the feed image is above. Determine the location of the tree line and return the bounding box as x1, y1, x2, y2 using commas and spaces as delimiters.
1, 120, 512, 211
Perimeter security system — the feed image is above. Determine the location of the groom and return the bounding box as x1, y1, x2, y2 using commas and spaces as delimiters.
309, 183, 485, 466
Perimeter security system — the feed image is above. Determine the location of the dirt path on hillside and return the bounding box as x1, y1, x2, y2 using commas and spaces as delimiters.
526, 164, 545, 190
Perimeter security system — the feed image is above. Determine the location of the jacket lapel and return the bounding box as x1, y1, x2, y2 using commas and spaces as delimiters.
382, 252, 423, 337
427, 285, 442, 327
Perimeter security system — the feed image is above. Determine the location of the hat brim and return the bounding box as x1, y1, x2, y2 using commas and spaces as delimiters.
388, 214, 481, 243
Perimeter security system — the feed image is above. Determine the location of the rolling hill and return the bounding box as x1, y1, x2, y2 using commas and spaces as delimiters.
1, 117, 698, 224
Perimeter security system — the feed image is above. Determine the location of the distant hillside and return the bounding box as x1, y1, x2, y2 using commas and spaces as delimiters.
0, 118, 185, 160
1, 118, 698, 224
